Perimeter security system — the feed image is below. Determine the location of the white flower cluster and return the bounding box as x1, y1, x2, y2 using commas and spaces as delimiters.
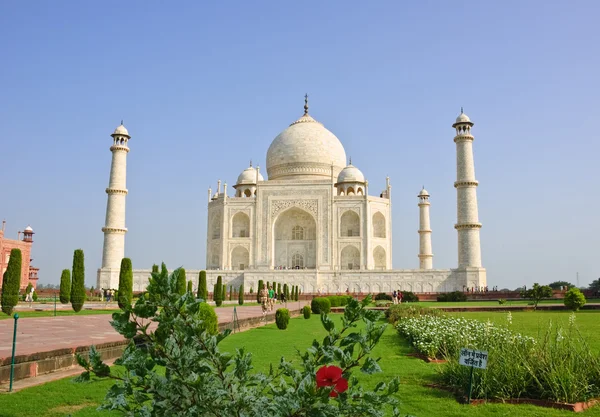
396, 316, 536, 359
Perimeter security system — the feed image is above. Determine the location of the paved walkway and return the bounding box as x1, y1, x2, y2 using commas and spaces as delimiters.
0, 301, 303, 360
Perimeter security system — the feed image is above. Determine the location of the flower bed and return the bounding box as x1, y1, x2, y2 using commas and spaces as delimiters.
397, 314, 600, 405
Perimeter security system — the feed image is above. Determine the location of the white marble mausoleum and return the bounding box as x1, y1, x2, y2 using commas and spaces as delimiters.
97, 98, 487, 294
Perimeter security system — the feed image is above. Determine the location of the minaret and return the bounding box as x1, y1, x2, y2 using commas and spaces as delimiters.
101, 122, 130, 273
453, 109, 482, 268
418, 187, 433, 269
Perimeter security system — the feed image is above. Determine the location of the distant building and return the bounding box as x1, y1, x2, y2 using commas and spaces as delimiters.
0, 221, 39, 289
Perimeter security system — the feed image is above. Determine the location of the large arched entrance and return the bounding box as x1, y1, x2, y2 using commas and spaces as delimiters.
273, 207, 316, 269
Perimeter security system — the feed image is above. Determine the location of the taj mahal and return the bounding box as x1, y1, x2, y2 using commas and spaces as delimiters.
97, 97, 486, 294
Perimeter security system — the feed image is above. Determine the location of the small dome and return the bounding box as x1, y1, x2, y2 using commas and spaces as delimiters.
113, 123, 129, 136
236, 165, 264, 185
418, 187, 429, 197
337, 164, 365, 184
24, 225, 33, 232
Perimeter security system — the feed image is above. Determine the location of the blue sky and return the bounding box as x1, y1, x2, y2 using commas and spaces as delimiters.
1, 1, 598, 289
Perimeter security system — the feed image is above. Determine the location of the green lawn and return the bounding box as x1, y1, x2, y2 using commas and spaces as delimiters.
415, 298, 600, 307
2, 312, 600, 416
0, 309, 120, 320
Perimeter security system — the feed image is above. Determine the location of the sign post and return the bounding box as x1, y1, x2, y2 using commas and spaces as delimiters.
459, 348, 488, 404
9, 313, 19, 392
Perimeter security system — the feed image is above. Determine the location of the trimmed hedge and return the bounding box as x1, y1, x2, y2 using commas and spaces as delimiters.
275, 308, 290, 330
303, 305, 311, 319
311, 297, 331, 314
196, 302, 218, 335
198, 270, 208, 301
215, 276, 223, 306
436, 291, 467, 302
118, 258, 133, 309
325, 295, 352, 307
59, 269, 71, 304
176, 268, 187, 296
187, 280, 193, 293
375, 292, 393, 301
70, 249, 86, 312
401, 291, 419, 303
1, 248, 21, 315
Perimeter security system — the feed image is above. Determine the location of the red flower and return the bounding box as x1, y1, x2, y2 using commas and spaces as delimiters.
316, 365, 348, 397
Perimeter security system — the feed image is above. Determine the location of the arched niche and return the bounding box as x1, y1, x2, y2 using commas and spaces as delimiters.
372, 212, 386, 238
273, 207, 316, 269
210, 213, 221, 240
231, 246, 249, 270
373, 245, 386, 269
232, 212, 250, 238
340, 210, 360, 237
340, 245, 360, 270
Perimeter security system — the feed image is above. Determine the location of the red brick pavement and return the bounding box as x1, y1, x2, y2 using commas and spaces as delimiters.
0, 301, 303, 360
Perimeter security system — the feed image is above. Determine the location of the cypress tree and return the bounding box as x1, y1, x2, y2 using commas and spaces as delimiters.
277, 283, 281, 296
229, 286, 233, 301
176, 268, 187, 296
151, 264, 159, 274
284, 284, 289, 301
256, 280, 264, 303
213, 283, 217, 300
187, 280, 193, 293
1, 248, 22, 315
215, 276, 223, 306
70, 249, 86, 312
198, 270, 208, 301
238, 284, 244, 305
272, 281, 277, 296
222, 284, 226, 303
118, 258, 133, 310
295, 286, 299, 301
59, 269, 71, 304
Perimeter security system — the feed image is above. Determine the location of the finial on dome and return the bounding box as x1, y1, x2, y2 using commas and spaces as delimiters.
460, 107, 463, 114
121, 119, 124, 125
249, 159, 252, 167
304, 93, 309, 115
349, 156, 352, 165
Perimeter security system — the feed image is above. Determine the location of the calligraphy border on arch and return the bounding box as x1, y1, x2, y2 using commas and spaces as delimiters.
270, 199, 318, 218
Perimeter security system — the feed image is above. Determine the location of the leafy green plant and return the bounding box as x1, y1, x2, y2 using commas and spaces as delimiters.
521, 283, 553, 310
1, 248, 21, 315
311, 297, 331, 314
76, 268, 400, 416
118, 258, 133, 310
70, 249, 86, 312
59, 269, 71, 304
303, 305, 311, 319
564, 287, 586, 311
498, 298, 507, 305
275, 308, 290, 329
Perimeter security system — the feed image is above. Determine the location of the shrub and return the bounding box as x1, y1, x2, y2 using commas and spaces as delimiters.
564, 288, 586, 311
59, 269, 71, 304
401, 291, 419, 303
340, 295, 353, 306
70, 249, 86, 312
76, 277, 399, 416
198, 270, 208, 301
118, 258, 133, 310
374, 292, 393, 301
238, 284, 244, 305
176, 268, 187, 296
375, 300, 392, 307
32, 291, 38, 302
1, 248, 21, 315
386, 304, 444, 324
197, 302, 218, 335
327, 295, 342, 307
498, 298, 507, 305
303, 305, 311, 319
215, 276, 223, 306
436, 291, 467, 302
521, 283, 553, 310
275, 308, 290, 330
311, 297, 331, 314
256, 280, 263, 303
249, 287, 253, 294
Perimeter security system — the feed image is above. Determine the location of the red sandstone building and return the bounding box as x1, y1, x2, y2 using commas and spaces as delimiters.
0, 220, 39, 289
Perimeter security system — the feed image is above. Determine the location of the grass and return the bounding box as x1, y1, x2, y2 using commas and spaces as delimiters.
0, 309, 120, 320
2, 312, 600, 416
415, 298, 600, 307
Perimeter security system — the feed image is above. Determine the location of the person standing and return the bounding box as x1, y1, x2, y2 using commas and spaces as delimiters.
392, 290, 398, 305
268, 285, 275, 311
259, 284, 269, 316
398, 290, 403, 304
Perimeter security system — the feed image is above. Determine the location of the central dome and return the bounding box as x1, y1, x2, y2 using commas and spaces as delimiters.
266, 111, 347, 180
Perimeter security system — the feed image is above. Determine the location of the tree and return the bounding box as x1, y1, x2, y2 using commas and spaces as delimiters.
229, 286, 233, 301
187, 280, 193, 293
238, 284, 244, 305
71, 249, 86, 312
176, 268, 187, 296
1, 248, 22, 315
151, 264, 159, 274
256, 280, 264, 303
589, 278, 600, 293
59, 269, 71, 304
198, 270, 208, 301
221, 284, 226, 303
214, 276, 223, 306
564, 288, 586, 311
521, 283, 553, 310
277, 283, 281, 295
284, 284, 289, 300
548, 281, 575, 290
118, 258, 133, 310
